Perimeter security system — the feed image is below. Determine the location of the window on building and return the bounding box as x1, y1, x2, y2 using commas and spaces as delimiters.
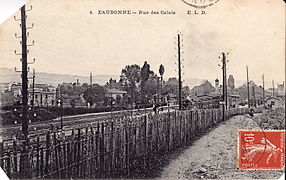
35, 95, 38, 99
45, 95, 48, 99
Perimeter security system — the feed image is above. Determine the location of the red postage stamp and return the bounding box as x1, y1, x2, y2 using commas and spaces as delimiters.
238, 130, 285, 170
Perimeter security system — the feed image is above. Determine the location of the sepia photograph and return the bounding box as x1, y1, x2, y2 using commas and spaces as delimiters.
0, 0, 285, 179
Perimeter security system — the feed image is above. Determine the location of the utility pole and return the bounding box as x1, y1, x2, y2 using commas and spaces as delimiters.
20, 5, 29, 139
177, 33, 182, 110
31, 69, 35, 110
14, 5, 34, 178
60, 93, 63, 129
262, 74, 265, 107
246, 66, 250, 108
252, 86, 256, 107
272, 80, 275, 97
90, 72, 93, 86
157, 77, 160, 104
220, 52, 228, 109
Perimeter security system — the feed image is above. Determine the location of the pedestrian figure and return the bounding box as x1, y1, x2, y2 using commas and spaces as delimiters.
249, 108, 254, 118
153, 104, 158, 114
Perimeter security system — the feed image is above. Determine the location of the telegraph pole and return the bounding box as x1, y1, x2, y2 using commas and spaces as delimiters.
220, 52, 228, 109
177, 33, 182, 110
272, 80, 275, 97
14, 5, 34, 178
32, 69, 35, 110
90, 72, 93, 86
252, 86, 256, 107
246, 66, 250, 108
262, 74, 265, 107
20, 5, 29, 139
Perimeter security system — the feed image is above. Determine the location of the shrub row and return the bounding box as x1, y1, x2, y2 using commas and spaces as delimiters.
1, 103, 166, 125
1, 109, 57, 126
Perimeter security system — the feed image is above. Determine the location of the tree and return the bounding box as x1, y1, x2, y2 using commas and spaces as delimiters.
115, 95, 121, 105
228, 75, 235, 89
105, 78, 123, 90
140, 61, 151, 104
190, 80, 215, 96
144, 71, 159, 102
159, 64, 165, 79
58, 83, 73, 96
162, 78, 178, 96
158, 64, 165, 102
83, 84, 106, 107
162, 77, 190, 99
120, 64, 141, 104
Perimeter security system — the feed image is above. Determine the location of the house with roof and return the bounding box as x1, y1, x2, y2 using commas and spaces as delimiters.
265, 97, 284, 109
106, 88, 127, 99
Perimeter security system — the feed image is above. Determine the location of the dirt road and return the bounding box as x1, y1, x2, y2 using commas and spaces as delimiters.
158, 114, 284, 179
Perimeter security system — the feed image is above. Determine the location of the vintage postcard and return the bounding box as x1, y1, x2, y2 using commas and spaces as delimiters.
0, 0, 285, 179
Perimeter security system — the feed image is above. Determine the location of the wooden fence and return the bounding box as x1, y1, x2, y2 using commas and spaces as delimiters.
0, 108, 249, 179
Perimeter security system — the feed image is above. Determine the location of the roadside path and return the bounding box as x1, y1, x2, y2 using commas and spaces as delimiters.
158, 114, 283, 179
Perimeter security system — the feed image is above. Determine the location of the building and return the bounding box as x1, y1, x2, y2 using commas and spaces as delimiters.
277, 82, 285, 97
265, 97, 284, 109
165, 93, 177, 106
106, 88, 127, 99
9, 83, 56, 107
228, 94, 240, 108
10, 83, 22, 97
0, 83, 11, 93
214, 78, 220, 94
193, 94, 221, 109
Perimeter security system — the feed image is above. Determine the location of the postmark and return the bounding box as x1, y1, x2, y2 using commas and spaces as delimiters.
181, 0, 220, 9
238, 130, 285, 170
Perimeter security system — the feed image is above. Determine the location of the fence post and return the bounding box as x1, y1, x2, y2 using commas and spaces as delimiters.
45, 131, 50, 176
0, 141, 3, 169
95, 123, 99, 176
53, 132, 59, 179
40, 146, 44, 177
77, 128, 81, 178
66, 142, 71, 179
36, 137, 40, 176
167, 111, 171, 150
13, 140, 18, 177
143, 115, 148, 170
125, 119, 130, 176
6, 152, 11, 178
110, 122, 114, 176
84, 127, 89, 178
62, 140, 66, 178
100, 122, 104, 177
90, 126, 94, 177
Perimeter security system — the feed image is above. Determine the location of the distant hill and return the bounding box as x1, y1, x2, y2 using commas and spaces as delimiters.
0, 68, 118, 86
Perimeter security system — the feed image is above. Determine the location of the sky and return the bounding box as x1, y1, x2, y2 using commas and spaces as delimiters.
0, 0, 285, 88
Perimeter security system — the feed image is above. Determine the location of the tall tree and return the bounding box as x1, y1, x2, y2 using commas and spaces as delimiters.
159, 64, 165, 79
120, 64, 141, 104
144, 71, 159, 102
140, 61, 151, 104
83, 84, 106, 107
158, 64, 165, 102
162, 77, 190, 98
